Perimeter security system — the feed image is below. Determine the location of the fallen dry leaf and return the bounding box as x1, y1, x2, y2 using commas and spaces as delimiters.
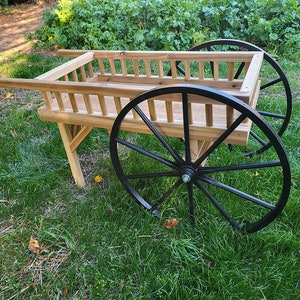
61, 287, 68, 298
119, 280, 126, 290
204, 258, 213, 267
28, 236, 40, 255
6, 92, 14, 99
164, 218, 179, 228
10, 129, 18, 138
108, 204, 114, 212
94, 175, 103, 183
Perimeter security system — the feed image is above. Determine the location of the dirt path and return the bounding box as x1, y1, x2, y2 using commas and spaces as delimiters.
0, 2, 53, 58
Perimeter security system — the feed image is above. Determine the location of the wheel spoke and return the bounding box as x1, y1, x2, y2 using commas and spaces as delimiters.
194, 179, 241, 229
200, 175, 276, 210
134, 105, 184, 164
234, 62, 245, 79
261, 77, 282, 90
200, 160, 282, 174
182, 92, 192, 163
194, 113, 246, 167
115, 137, 179, 170
150, 179, 182, 211
249, 130, 268, 147
124, 171, 179, 180
187, 182, 195, 224
257, 110, 286, 119
176, 63, 185, 75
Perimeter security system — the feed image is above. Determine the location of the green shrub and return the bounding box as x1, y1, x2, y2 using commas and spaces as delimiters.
31, 0, 300, 60
0, 0, 8, 7
1, 0, 30, 6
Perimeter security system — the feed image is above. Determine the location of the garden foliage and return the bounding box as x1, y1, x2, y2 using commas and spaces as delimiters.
32, 0, 300, 60
0, 0, 28, 6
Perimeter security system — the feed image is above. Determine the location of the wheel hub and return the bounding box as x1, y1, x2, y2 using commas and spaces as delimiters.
181, 167, 197, 183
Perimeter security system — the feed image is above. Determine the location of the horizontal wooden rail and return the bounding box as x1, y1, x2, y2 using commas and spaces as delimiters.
57, 49, 262, 62
0, 78, 147, 98
36, 52, 94, 81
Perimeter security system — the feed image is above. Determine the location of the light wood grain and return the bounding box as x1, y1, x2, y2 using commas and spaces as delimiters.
0, 50, 263, 187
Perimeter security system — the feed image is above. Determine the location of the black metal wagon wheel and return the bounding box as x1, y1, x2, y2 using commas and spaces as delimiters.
175, 39, 292, 156
110, 85, 291, 233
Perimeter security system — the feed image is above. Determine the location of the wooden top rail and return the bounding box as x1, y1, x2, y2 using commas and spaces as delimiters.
0, 77, 146, 98
57, 49, 260, 62
36, 52, 94, 81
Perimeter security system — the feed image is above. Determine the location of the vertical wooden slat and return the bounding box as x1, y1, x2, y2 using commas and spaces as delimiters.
158, 60, 164, 78
205, 104, 213, 126
69, 93, 78, 112
83, 94, 93, 114
184, 61, 190, 79
213, 61, 219, 80
165, 101, 174, 123
41, 91, 53, 109
171, 60, 177, 78
198, 61, 204, 79
133, 59, 139, 76
98, 59, 105, 74
145, 60, 151, 77
226, 106, 234, 127
80, 66, 87, 82
63, 74, 69, 81
87, 62, 94, 77
228, 62, 234, 81
72, 70, 78, 82
244, 61, 250, 75
148, 99, 157, 121
114, 96, 122, 114
55, 92, 65, 111
98, 95, 108, 116
121, 59, 127, 76
109, 59, 116, 75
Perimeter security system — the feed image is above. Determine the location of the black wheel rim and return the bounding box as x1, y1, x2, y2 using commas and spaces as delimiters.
175, 39, 292, 156
110, 85, 291, 233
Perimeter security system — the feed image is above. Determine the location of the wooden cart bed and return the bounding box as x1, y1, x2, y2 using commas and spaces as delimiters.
0, 50, 263, 187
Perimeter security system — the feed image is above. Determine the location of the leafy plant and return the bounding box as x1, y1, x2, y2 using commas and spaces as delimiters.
30, 0, 300, 60
0, 0, 8, 7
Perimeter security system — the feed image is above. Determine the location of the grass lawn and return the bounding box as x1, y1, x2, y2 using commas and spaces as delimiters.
0, 52, 299, 299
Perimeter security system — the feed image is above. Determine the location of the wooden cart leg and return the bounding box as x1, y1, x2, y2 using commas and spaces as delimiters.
57, 123, 87, 188
190, 140, 213, 164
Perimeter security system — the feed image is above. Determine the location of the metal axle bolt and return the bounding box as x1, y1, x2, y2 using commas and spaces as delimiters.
182, 174, 191, 183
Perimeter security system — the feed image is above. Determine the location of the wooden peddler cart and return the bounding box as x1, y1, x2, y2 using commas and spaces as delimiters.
0, 40, 292, 233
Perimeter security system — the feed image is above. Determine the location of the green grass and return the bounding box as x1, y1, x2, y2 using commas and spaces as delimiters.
0, 53, 67, 78
0, 54, 300, 299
